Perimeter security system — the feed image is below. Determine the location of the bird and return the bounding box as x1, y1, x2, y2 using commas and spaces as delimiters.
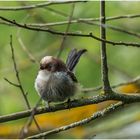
35, 48, 87, 106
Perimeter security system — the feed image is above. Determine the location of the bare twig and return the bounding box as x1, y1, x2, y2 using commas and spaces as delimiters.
57, 3, 75, 58
20, 97, 42, 138
44, 7, 70, 18
27, 102, 124, 139
82, 76, 140, 93
16, 16, 39, 64
21, 13, 140, 27
0, 16, 140, 48
0, 1, 86, 11
1, 16, 140, 41
9, 35, 41, 137
80, 20, 140, 39
100, 0, 111, 92
1, 13, 140, 27
17, 34, 38, 64
4, 77, 20, 87
10, 35, 30, 108
105, 13, 140, 21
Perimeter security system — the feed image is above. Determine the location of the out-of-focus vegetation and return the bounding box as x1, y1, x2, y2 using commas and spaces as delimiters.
0, 1, 140, 139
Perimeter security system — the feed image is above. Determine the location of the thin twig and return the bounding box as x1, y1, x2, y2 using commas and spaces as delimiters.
0, 1, 87, 11
44, 7, 70, 18
16, 16, 39, 64
105, 13, 140, 21
9, 35, 41, 137
27, 102, 124, 139
1, 16, 140, 42
17, 34, 39, 64
57, 3, 75, 58
4, 77, 20, 87
20, 97, 42, 138
27, 19, 140, 40
1, 13, 140, 27
82, 76, 140, 93
0, 16, 140, 48
100, 0, 111, 92
10, 35, 30, 108
80, 20, 140, 39
20, 13, 140, 27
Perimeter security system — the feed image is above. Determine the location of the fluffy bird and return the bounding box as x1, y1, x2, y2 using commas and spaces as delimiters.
35, 49, 87, 105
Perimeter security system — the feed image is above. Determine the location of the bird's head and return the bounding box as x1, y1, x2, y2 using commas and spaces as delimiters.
40, 56, 67, 73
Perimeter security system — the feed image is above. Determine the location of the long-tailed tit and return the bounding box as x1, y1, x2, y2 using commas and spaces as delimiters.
35, 49, 87, 105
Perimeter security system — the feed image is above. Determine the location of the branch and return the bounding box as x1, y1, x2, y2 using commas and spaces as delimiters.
0, 94, 108, 123
20, 97, 42, 138
0, 1, 86, 11
17, 34, 38, 64
9, 35, 30, 108
45, 7, 70, 18
16, 16, 39, 64
24, 20, 140, 40
1, 91, 140, 123
4, 77, 20, 87
8, 35, 41, 136
1, 16, 140, 39
1, 13, 140, 27
57, 3, 75, 58
106, 13, 140, 21
82, 76, 140, 93
27, 102, 124, 139
22, 13, 140, 27
80, 20, 140, 39
0, 16, 140, 48
100, 0, 111, 92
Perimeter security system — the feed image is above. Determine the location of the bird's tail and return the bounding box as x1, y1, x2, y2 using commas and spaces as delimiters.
66, 48, 87, 71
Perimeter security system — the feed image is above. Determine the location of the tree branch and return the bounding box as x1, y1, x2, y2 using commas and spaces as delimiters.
16, 17, 39, 64
7, 35, 41, 136
27, 102, 124, 139
57, 3, 75, 58
4, 77, 20, 87
45, 7, 70, 18
1, 13, 140, 28
0, 1, 87, 11
9, 35, 31, 108
18, 14, 140, 27
1, 91, 140, 123
0, 16, 140, 48
80, 20, 140, 39
100, 0, 111, 92
82, 75, 140, 93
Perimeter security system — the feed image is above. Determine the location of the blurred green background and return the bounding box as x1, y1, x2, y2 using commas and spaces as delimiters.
0, 1, 140, 139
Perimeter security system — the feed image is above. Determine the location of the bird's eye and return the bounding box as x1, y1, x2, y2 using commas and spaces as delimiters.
46, 63, 53, 69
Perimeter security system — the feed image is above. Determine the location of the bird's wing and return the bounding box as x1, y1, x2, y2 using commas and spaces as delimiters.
67, 71, 78, 82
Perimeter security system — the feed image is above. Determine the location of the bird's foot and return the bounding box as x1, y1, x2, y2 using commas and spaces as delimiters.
65, 98, 71, 109
46, 101, 52, 110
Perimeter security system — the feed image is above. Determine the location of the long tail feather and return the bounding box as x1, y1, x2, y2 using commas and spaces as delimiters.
66, 48, 87, 71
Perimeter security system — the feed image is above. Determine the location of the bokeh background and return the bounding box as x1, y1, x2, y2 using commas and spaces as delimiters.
0, 1, 140, 138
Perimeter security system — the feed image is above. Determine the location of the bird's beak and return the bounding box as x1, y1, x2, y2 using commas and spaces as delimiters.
40, 65, 44, 70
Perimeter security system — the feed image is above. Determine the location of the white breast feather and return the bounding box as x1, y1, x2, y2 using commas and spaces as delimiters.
37, 70, 51, 82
